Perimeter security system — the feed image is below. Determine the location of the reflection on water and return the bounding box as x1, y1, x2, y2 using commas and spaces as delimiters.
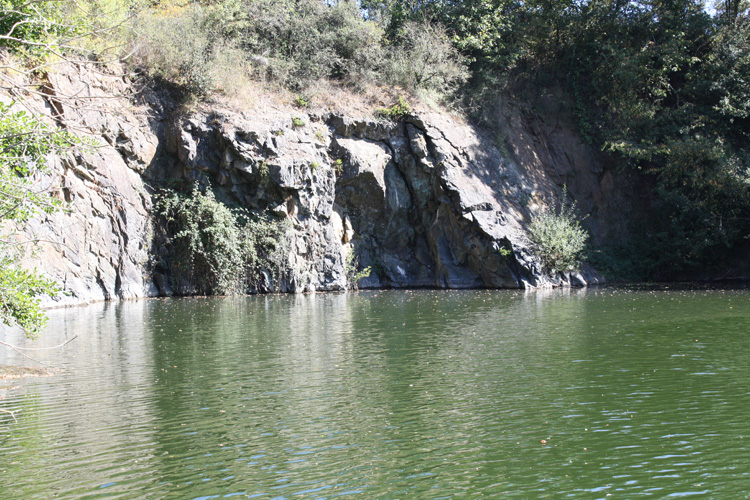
1, 289, 750, 498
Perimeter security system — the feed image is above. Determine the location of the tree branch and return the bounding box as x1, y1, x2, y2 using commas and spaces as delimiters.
0, 409, 18, 423
0, 339, 52, 367
1, 335, 77, 351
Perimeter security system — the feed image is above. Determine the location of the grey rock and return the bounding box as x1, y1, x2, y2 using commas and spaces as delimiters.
17, 63, 611, 309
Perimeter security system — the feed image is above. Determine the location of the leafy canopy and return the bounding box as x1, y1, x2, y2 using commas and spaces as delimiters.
371, 0, 750, 277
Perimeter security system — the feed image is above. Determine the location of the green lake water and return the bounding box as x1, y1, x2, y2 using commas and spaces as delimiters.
1, 288, 750, 499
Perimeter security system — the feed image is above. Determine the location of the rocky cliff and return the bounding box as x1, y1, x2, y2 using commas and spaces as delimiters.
19, 64, 618, 306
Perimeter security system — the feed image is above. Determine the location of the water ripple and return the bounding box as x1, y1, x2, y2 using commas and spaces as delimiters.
2, 290, 750, 497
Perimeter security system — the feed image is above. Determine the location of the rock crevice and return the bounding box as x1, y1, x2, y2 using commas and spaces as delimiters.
19, 64, 613, 306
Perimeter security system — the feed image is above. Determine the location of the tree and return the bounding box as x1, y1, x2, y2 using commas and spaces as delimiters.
0, 101, 72, 336
715, 0, 750, 21
0, 0, 134, 337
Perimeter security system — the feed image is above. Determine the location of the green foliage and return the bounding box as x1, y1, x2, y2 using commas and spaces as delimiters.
62, 0, 135, 56
376, 96, 411, 121
233, 0, 387, 89
0, 261, 61, 338
0, 103, 73, 222
1, 0, 135, 63
134, 7, 245, 97
130, 0, 466, 102
291, 116, 305, 129
333, 158, 344, 175
498, 246, 512, 259
437, 0, 518, 71
529, 192, 589, 274
0, 102, 71, 336
258, 160, 269, 180
566, 10, 750, 273
155, 183, 286, 295
132, 0, 380, 93
585, 238, 658, 283
384, 21, 468, 99
713, 0, 750, 21
344, 251, 371, 289
0, 0, 72, 53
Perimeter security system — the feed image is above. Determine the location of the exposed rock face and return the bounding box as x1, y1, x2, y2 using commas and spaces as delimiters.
18, 64, 610, 307
17, 64, 159, 306
161, 107, 604, 293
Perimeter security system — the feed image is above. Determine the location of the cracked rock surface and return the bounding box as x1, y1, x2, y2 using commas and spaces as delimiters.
18, 63, 611, 306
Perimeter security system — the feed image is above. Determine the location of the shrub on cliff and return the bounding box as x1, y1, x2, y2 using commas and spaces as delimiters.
155, 183, 286, 295
529, 192, 589, 274
384, 21, 468, 100
132, 7, 238, 96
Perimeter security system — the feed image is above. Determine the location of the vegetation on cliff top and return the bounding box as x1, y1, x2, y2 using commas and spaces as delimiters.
131, 0, 468, 103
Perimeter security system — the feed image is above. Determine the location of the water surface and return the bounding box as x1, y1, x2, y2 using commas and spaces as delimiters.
2, 288, 750, 498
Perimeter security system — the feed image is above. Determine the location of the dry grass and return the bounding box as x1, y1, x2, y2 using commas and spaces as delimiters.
202, 76, 464, 125
303, 80, 402, 114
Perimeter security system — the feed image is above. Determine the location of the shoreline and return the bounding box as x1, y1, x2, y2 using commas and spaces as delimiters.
40, 279, 750, 310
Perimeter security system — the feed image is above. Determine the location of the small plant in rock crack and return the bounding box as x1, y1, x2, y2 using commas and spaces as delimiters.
345, 251, 371, 289
294, 95, 310, 108
333, 159, 344, 175
258, 161, 269, 180
498, 245, 513, 259
376, 96, 411, 121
